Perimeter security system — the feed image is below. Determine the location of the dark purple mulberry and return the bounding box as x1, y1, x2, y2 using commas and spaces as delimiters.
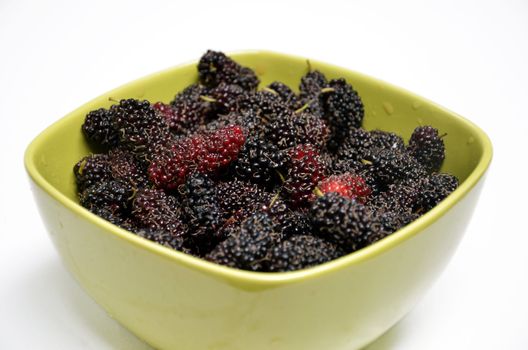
370, 130, 405, 152
74, 154, 111, 192
264, 112, 329, 150
413, 173, 458, 213
108, 148, 150, 188
167, 84, 212, 135
298, 70, 328, 117
363, 148, 427, 186
131, 188, 187, 240
80, 179, 132, 214
268, 235, 344, 272
311, 193, 388, 251
181, 174, 223, 254
266, 82, 299, 108
299, 70, 327, 100
407, 126, 446, 173
111, 99, 170, 156
198, 50, 259, 90
283, 144, 327, 206
216, 179, 275, 223
336, 128, 374, 162
239, 90, 291, 124
82, 108, 119, 149
206, 212, 277, 271
232, 136, 286, 187
320, 79, 364, 150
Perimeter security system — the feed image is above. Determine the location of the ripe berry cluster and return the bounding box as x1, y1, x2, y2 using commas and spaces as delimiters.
74, 50, 458, 272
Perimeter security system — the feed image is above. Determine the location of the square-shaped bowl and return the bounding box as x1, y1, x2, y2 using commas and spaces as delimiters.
25, 51, 492, 350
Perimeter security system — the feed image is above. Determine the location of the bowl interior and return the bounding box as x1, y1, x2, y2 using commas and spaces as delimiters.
25, 50, 492, 269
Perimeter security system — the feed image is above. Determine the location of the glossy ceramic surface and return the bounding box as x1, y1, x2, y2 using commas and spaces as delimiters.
25, 51, 492, 350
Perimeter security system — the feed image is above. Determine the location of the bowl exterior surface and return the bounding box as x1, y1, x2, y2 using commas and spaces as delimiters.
30, 179, 485, 350
25, 51, 492, 350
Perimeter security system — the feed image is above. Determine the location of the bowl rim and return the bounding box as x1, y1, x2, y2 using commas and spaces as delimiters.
24, 50, 493, 286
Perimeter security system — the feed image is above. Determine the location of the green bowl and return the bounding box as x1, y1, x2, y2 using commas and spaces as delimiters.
24, 51, 492, 350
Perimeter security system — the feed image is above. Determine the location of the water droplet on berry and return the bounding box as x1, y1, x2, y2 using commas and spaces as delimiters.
467, 136, 475, 145
412, 101, 421, 110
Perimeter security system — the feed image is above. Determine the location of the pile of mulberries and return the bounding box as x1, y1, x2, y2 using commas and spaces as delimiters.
74, 50, 458, 272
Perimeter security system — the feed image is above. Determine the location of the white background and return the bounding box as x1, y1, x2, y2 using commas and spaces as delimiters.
1, 0, 527, 349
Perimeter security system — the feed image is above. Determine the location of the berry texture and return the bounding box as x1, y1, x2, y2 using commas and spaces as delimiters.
283, 144, 326, 206
135, 227, 185, 251
316, 173, 371, 203
266, 200, 313, 239
368, 180, 419, 214
206, 83, 248, 116
336, 128, 374, 163
206, 212, 277, 271
407, 126, 446, 173
268, 235, 343, 272
201, 109, 262, 136
82, 108, 119, 149
266, 81, 298, 108
108, 148, 150, 188
198, 50, 259, 90
80, 180, 132, 215
368, 173, 458, 215
74, 154, 111, 192
379, 210, 418, 233
265, 112, 329, 150
73, 50, 459, 272
239, 90, 291, 125
132, 188, 187, 244
148, 125, 246, 189
370, 130, 405, 152
413, 173, 458, 213
111, 99, 169, 156
320, 79, 364, 150
232, 136, 286, 187
311, 193, 388, 251
181, 174, 223, 253
364, 148, 427, 186
216, 179, 274, 223
299, 70, 327, 102
167, 84, 211, 135
298, 70, 328, 117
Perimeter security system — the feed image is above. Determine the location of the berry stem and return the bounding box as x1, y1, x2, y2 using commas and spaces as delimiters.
320, 87, 335, 93
275, 170, 286, 183
306, 59, 313, 73
294, 100, 312, 114
199, 95, 217, 103
77, 158, 87, 175
268, 191, 281, 209
127, 187, 138, 201
313, 187, 324, 197
262, 87, 278, 95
